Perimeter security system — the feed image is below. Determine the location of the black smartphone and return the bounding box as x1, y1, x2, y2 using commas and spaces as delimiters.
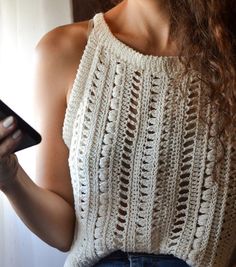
0, 99, 42, 153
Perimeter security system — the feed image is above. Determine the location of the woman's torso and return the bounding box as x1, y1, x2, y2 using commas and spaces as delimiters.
61, 9, 236, 267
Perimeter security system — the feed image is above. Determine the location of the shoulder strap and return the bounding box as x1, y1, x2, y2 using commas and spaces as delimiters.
87, 18, 94, 38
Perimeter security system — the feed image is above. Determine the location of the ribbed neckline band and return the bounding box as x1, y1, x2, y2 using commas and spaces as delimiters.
93, 12, 183, 71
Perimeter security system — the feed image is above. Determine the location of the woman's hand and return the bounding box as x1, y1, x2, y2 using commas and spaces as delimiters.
0, 116, 22, 190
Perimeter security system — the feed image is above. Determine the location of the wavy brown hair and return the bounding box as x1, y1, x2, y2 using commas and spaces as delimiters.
112, 0, 236, 181
169, 0, 236, 180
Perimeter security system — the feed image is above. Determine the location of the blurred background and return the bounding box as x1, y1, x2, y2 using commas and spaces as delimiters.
0, 0, 115, 266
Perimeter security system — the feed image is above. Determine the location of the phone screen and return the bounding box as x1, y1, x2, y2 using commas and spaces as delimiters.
0, 100, 42, 153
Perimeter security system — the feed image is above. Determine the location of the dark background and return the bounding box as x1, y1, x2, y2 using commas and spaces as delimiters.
72, 0, 116, 22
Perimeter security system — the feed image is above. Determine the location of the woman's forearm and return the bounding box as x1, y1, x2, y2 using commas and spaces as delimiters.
1, 163, 75, 252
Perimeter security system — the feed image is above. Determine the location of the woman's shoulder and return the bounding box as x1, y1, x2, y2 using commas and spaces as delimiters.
34, 20, 92, 102
35, 20, 90, 59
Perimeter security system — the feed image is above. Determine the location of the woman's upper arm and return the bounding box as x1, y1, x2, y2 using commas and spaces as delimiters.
33, 22, 88, 207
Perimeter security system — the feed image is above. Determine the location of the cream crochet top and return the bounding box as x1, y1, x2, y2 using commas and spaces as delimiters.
62, 13, 236, 267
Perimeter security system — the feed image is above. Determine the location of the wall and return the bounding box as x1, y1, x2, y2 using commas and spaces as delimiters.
0, 1, 73, 267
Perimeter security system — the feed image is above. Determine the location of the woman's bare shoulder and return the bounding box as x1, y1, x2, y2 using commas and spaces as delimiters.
35, 20, 90, 59
34, 20, 91, 102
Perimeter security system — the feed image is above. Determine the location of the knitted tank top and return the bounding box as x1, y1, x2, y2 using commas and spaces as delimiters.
62, 13, 236, 267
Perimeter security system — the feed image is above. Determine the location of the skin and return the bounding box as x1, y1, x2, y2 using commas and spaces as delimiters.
105, 0, 178, 57
0, 1, 235, 264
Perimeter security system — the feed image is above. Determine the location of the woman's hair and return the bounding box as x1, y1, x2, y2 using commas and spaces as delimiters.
112, 0, 236, 181
169, 1, 236, 180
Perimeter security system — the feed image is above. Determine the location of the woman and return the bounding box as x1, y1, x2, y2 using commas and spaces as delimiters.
0, 0, 235, 266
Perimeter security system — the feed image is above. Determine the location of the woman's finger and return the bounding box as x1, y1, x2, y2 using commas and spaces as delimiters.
0, 129, 22, 159
0, 116, 17, 140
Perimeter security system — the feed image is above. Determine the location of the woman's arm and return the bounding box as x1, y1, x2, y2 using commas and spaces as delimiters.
0, 21, 89, 251
2, 165, 75, 252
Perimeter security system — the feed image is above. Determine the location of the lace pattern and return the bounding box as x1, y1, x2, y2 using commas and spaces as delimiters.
63, 13, 236, 267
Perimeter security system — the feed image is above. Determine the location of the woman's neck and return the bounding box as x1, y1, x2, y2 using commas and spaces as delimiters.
105, 0, 177, 56
127, 0, 170, 27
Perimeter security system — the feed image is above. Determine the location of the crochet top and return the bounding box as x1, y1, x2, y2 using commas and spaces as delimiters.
62, 13, 236, 267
